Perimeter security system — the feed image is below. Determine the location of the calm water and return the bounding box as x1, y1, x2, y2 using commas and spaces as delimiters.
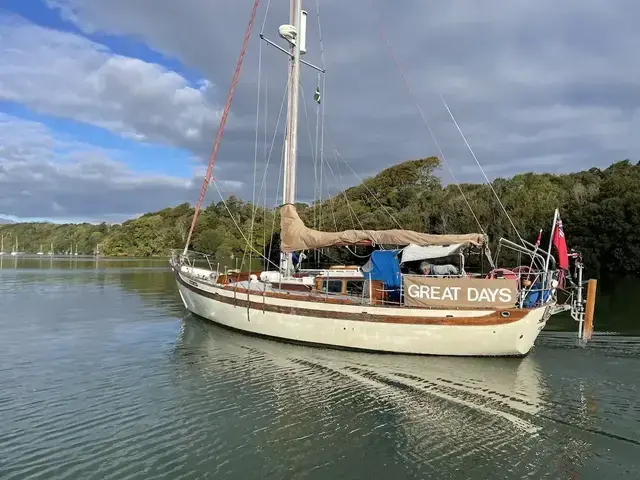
1, 257, 639, 479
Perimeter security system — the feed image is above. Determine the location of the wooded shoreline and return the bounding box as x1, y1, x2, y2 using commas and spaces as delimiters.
1, 157, 638, 275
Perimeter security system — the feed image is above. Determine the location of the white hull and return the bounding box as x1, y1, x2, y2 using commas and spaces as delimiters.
174, 269, 550, 357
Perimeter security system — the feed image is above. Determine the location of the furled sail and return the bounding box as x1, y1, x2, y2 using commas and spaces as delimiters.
280, 204, 485, 252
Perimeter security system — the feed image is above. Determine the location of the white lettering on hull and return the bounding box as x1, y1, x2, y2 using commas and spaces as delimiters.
404, 277, 518, 308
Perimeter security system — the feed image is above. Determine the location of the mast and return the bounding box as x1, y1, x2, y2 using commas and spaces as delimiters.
283, 0, 302, 206
280, 0, 304, 276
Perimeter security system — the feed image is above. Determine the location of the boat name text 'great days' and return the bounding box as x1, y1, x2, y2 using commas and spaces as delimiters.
403, 277, 518, 308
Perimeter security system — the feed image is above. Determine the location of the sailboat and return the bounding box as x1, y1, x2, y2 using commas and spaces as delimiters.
0, 234, 4, 255
48, 243, 54, 256
170, 0, 597, 356
37, 244, 44, 255
10, 236, 20, 256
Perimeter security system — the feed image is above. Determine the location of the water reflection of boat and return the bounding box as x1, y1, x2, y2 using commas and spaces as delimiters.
179, 316, 542, 418
180, 316, 541, 414
176, 317, 599, 476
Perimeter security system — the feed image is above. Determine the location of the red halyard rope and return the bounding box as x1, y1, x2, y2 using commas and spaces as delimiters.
183, 0, 261, 253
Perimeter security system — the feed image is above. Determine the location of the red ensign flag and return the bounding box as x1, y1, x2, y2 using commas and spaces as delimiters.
553, 214, 569, 270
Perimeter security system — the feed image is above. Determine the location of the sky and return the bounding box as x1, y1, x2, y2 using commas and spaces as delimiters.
0, 0, 638, 224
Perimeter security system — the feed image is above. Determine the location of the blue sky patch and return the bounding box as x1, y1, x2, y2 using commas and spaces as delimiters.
0, 101, 195, 178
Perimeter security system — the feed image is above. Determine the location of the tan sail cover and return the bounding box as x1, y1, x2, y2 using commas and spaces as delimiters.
280, 204, 484, 252
403, 276, 518, 308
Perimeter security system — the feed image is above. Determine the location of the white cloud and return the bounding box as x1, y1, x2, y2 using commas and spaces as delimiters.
0, 0, 638, 221
41, 0, 640, 182
0, 14, 221, 153
0, 113, 200, 221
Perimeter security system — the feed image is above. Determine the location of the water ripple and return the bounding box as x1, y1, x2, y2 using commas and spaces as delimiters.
1, 263, 640, 478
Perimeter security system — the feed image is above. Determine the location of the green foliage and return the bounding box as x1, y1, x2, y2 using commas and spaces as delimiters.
2, 157, 639, 275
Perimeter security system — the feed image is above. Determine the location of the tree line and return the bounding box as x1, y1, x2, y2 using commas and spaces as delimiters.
1, 157, 638, 276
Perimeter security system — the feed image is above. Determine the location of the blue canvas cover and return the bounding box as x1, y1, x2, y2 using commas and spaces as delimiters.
361, 250, 401, 289
522, 282, 552, 308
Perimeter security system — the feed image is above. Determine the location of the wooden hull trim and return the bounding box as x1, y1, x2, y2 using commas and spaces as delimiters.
176, 272, 526, 326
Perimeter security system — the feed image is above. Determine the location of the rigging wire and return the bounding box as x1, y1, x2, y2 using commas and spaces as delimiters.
253, 0, 288, 272
313, 77, 320, 232
263, 76, 268, 253
300, 83, 366, 239
311, 76, 323, 264
315, 140, 366, 231
255, 0, 290, 270
246, 0, 276, 273
259, 81, 288, 269
329, 145, 364, 229
321, 159, 339, 230
301, 82, 367, 233
364, 0, 487, 240
309, 0, 402, 252
216, 77, 286, 272
440, 96, 525, 245
265, 142, 285, 270
212, 180, 280, 270
300, 80, 365, 233
365, 0, 498, 267
260, 0, 273, 32
301, 78, 329, 260
300, 80, 368, 258
318, 78, 326, 231
245, 77, 287, 270
314, 0, 327, 232
301, 82, 320, 198
322, 129, 404, 229
329, 159, 365, 230
248, 16, 267, 275
255, 82, 289, 211
212, 144, 283, 272
183, 0, 261, 255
